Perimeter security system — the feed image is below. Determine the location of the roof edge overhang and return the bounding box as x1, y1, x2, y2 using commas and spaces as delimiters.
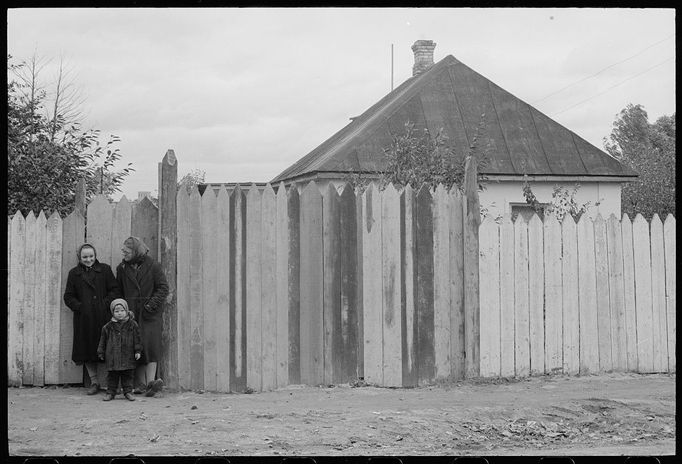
484, 174, 638, 183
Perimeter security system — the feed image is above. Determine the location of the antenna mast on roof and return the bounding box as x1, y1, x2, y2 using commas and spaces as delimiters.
391, 43, 394, 91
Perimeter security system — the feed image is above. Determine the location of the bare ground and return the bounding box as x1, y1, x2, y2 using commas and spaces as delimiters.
7, 372, 675, 457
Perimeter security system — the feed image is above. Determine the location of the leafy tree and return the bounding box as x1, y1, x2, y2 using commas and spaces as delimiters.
603, 104, 675, 219
522, 179, 598, 222
7, 54, 133, 216
178, 168, 206, 194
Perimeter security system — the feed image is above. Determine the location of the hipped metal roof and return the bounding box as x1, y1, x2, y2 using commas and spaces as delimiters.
272, 55, 637, 184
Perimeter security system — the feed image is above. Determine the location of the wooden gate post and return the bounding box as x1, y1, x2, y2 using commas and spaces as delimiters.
463, 152, 481, 378
159, 150, 178, 389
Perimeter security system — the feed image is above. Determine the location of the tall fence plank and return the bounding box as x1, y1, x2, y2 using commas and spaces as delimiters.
275, 183, 289, 387
260, 184, 278, 391
215, 187, 231, 391
176, 189, 191, 389
202, 188, 219, 391
479, 217, 500, 377
432, 185, 450, 381
663, 215, 676, 372
9, 212, 26, 386
401, 186, 417, 387
606, 215, 626, 371
561, 217, 579, 376
594, 215, 612, 372
649, 215, 667, 372
362, 184, 383, 385
514, 217, 530, 377
339, 184, 359, 383
44, 212, 63, 385
382, 184, 402, 386
287, 186, 301, 384
632, 214, 653, 373
449, 189, 465, 380
231, 186, 247, 391
33, 211, 48, 386
110, 197, 132, 268
188, 187, 204, 390
131, 197, 158, 262
300, 182, 324, 386
544, 215, 562, 374
415, 186, 434, 384
246, 185, 263, 391
499, 215, 515, 377
86, 195, 113, 266
620, 214, 638, 372
23, 212, 36, 385
528, 214, 544, 376
577, 215, 599, 374
323, 185, 341, 386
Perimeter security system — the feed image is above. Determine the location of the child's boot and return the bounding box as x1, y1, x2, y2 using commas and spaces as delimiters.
103, 392, 115, 401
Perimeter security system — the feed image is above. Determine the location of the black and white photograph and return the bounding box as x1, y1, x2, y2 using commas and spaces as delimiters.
6, 7, 675, 459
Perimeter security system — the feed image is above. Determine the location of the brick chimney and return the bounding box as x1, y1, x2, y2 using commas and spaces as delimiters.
411, 40, 436, 76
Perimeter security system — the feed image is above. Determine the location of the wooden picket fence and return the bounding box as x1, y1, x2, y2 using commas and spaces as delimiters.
479, 213, 676, 377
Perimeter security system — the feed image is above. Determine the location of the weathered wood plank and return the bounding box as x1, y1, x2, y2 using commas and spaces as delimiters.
620, 214, 638, 372
60, 210, 85, 383
201, 187, 218, 391
514, 216, 530, 377
401, 185, 417, 387
355, 186, 365, 381
86, 195, 113, 266
188, 186, 204, 391
33, 211, 47, 386
339, 184, 359, 383
382, 183, 402, 387
577, 215, 599, 374
246, 184, 263, 391
362, 183, 383, 385
561, 216, 579, 375
215, 187, 231, 392
463, 159, 481, 379
110, 197, 132, 268
44, 212, 63, 385
479, 216, 500, 377
649, 214, 667, 372
449, 189, 465, 380
499, 214, 515, 377
594, 214, 612, 372
432, 185, 450, 381
176, 188, 191, 390
131, 197, 158, 262
662, 215, 676, 372
415, 185, 434, 384
231, 186, 247, 391
9, 212, 26, 386
606, 214, 626, 371
632, 214, 653, 373
287, 185, 301, 384
276, 183, 289, 387
299, 182, 324, 386
260, 184, 278, 391
23, 212, 36, 386
322, 184, 341, 386
528, 214, 544, 376
544, 214, 562, 374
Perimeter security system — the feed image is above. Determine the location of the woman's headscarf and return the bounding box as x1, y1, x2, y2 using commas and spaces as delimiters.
77, 243, 97, 268
123, 236, 149, 265
110, 298, 134, 321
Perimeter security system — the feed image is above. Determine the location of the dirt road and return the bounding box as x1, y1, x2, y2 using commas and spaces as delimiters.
7, 372, 675, 457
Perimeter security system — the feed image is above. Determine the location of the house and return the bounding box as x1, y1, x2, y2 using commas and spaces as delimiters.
271, 40, 638, 219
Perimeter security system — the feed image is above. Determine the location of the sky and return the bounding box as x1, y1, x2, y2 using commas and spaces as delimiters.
7, 8, 676, 201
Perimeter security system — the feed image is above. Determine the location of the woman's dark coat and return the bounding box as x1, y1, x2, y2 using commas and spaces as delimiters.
97, 319, 143, 371
116, 255, 169, 363
63, 261, 120, 363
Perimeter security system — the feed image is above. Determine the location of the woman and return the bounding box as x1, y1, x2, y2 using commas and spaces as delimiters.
116, 236, 169, 396
63, 243, 120, 395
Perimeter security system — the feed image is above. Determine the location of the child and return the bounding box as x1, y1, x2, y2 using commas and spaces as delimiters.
97, 298, 143, 401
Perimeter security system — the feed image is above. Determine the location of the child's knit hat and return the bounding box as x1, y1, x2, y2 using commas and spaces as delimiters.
110, 298, 133, 319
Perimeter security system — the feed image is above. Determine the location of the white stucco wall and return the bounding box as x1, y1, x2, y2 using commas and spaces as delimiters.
479, 180, 622, 220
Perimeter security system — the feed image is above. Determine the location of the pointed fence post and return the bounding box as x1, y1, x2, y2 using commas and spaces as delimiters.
159, 149, 178, 389
463, 154, 481, 378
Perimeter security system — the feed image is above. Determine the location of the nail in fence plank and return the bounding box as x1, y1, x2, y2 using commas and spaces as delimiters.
382, 183, 402, 387
323, 184, 341, 385
514, 216, 530, 377
339, 184, 359, 382
449, 189, 465, 380
528, 214, 545, 376
606, 215, 626, 371
544, 215, 562, 374
415, 185, 435, 384
188, 186, 204, 390
432, 185, 450, 381
33, 212, 47, 386
176, 188, 191, 389
479, 216, 500, 377
131, 197, 158, 262
202, 187, 218, 391
650, 214, 667, 372
577, 215, 599, 374
401, 186, 417, 387
246, 184, 263, 391
86, 195, 113, 267
45, 212, 63, 385
23, 212, 36, 386
499, 214, 515, 377
110, 197, 132, 267
216, 187, 231, 392
663, 215, 676, 372
299, 182, 324, 385
561, 216, 579, 376
276, 183, 289, 387
594, 214, 612, 372
261, 184, 278, 391
9, 212, 26, 386
633, 214, 653, 373
230, 186, 247, 391
620, 215, 638, 372
287, 185, 301, 385
362, 183, 383, 385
